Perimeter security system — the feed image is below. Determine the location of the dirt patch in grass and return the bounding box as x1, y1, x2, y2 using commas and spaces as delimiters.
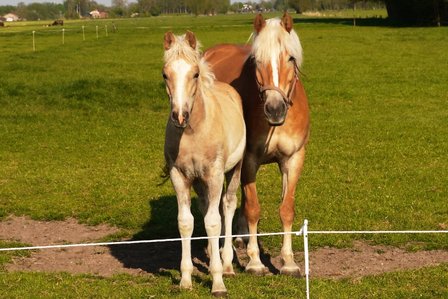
1, 216, 447, 279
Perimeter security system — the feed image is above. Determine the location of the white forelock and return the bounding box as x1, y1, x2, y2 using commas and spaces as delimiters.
252, 18, 303, 69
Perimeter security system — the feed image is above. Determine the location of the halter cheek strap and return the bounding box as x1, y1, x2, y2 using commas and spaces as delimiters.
256, 59, 299, 107
258, 74, 297, 106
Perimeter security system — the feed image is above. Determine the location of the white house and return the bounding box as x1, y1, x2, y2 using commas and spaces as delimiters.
3, 13, 19, 22
89, 9, 100, 18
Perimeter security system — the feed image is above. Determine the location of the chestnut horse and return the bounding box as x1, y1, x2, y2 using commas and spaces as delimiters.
204, 13, 310, 276
163, 31, 246, 296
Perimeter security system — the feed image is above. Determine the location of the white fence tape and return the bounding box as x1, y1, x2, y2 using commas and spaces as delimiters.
1, 219, 447, 299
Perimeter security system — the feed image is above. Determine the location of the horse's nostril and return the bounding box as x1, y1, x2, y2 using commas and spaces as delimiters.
171, 111, 178, 121
183, 111, 190, 122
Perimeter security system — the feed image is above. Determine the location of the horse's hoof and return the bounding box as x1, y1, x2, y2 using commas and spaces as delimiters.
223, 271, 235, 278
246, 266, 270, 276
179, 279, 193, 290
280, 267, 301, 278
212, 290, 228, 297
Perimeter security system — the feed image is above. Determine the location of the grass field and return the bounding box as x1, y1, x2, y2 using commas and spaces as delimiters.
1, 12, 447, 297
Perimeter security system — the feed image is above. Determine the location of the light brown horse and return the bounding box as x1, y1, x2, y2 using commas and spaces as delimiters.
163, 31, 246, 296
204, 13, 310, 276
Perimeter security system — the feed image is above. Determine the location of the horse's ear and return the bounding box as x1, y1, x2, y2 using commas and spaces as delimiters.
164, 31, 175, 50
281, 12, 293, 33
185, 30, 197, 49
254, 14, 266, 34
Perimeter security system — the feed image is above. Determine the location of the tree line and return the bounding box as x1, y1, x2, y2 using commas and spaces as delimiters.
1, 0, 383, 20
1, 0, 446, 25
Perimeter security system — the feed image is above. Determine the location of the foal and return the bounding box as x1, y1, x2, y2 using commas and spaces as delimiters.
163, 31, 246, 296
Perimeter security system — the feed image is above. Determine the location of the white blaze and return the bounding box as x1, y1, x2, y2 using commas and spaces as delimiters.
171, 59, 192, 115
271, 56, 279, 87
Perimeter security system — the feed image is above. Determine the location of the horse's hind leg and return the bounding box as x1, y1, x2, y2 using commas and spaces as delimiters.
278, 147, 305, 277
193, 180, 212, 258
221, 161, 242, 276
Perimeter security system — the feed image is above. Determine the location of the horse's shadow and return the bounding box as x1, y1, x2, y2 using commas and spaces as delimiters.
109, 196, 278, 279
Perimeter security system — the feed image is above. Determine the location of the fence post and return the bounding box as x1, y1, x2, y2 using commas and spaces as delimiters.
303, 219, 310, 299
32, 31, 36, 51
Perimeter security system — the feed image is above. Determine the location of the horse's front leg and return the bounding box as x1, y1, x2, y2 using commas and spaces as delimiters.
221, 160, 242, 276
204, 171, 227, 296
241, 155, 267, 275
278, 147, 305, 277
170, 168, 194, 290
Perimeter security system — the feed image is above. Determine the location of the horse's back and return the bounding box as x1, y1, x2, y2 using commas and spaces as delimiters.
204, 44, 251, 84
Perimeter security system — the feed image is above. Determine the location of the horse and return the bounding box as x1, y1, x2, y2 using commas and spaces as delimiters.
204, 12, 310, 277
51, 19, 64, 26
162, 31, 246, 296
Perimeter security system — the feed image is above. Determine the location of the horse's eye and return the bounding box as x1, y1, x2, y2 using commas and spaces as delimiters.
193, 73, 199, 79
162, 73, 168, 80
289, 56, 296, 62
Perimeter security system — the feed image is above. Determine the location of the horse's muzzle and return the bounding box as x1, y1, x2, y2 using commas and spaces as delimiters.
171, 111, 190, 128
264, 97, 287, 126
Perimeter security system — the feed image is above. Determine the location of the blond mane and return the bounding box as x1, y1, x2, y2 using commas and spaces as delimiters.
252, 18, 303, 69
163, 33, 215, 90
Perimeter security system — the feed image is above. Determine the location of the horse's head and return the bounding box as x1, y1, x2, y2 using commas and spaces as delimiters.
252, 13, 303, 126
162, 31, 213, 128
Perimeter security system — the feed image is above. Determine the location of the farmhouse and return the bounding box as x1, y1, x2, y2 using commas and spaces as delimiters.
3, 13, 19, 22
89, 9, 108, 19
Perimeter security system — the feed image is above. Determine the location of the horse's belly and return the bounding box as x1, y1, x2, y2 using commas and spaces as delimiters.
225, 133, 245, 172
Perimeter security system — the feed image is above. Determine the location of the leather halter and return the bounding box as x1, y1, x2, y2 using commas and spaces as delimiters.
255, 58, 299, 107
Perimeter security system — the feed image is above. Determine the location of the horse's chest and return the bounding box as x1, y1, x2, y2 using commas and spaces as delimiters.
174, 145, 224, 178
253, 129, 304, 162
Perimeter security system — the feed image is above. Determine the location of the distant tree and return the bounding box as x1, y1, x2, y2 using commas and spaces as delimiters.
0, 5, 16, 15
64, 0, 79, 19
15, 2, 28, 19
260, 1, 274, 11
138, 0, 161, 16
112, 0, 128, 17
384, 0, 447, 25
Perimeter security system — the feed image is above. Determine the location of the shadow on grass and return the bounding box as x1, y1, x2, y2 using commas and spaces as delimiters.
295, 16, 446, 27
109, 195, 278, 277
295, 17, 392, 27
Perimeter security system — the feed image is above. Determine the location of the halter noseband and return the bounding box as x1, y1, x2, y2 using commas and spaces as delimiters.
255, 58, 299, 107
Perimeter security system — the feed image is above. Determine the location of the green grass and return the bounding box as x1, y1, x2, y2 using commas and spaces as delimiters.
1, 13, 447, 297
0, 264, 447, 298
